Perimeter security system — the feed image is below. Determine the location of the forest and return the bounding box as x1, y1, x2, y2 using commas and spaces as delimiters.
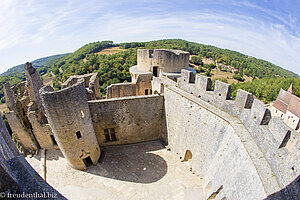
0, 39, 299, 104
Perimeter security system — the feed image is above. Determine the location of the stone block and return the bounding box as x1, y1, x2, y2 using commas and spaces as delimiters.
251, 99, 271, 125
181, 69, 195, 83
235, 89, 254, 109
195, 74, 212, 92
213, 80, 231, 100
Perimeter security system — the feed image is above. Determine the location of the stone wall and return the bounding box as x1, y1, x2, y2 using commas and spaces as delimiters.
62, 73, 101, 100
40, 81, 100, 170
24, 62, 43, 108
3, 65, 56, 153
137, 49, 189, 75
164, 86, 274, 199
106, 73, 153, 98
88, 95, 164, 146
0, 112, 66, 199
160, 70, 300, 199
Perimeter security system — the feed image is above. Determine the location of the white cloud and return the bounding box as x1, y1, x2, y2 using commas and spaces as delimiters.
0, 0, 299, 75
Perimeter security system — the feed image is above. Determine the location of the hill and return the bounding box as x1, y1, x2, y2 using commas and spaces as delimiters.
0, 53, 69, 77
0, 39, 299, 104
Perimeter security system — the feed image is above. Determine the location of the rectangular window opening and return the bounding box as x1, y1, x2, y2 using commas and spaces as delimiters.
76, 131, 82, 139
50, 135, 57, 145
145, 89, 149, 95
153, 66, 158, 77
109, 128, 117, 141
104, 129, 111, 142
149, 50, 154, 58
150, 89, 152, 94
82, 156, 93, 167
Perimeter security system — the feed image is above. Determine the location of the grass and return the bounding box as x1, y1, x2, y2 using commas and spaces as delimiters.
94, 47, 125, 55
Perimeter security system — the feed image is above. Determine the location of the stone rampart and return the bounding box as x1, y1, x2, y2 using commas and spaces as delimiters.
161, 70, 300, 199
164, 86, 276, 199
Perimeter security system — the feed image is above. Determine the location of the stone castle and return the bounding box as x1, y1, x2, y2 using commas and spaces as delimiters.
1, 49, 300, 199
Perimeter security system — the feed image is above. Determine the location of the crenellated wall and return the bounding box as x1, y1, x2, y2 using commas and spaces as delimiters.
159, 69, 299, 199
164, 86, 271, 199
40, 81, 100, 170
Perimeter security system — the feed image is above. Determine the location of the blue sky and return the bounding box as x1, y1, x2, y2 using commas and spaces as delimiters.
0, 0, 300, 75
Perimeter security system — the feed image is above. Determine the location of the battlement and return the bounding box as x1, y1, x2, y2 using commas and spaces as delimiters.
161, 69, 299, 189
176, 69, 296, 130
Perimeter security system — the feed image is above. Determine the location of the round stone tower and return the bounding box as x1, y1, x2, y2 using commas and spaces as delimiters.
137, 49, 189, 76
40, 80, 100, 170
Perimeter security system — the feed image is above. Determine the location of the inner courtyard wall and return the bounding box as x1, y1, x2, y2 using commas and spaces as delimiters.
88, 95, 164, 146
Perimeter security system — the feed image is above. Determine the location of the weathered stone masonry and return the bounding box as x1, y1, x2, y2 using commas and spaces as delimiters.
40, 81, 100, 170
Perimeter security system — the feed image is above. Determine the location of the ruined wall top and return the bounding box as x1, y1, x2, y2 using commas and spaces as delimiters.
137, 49, 189, 75
61, 73, 101, 100
24, 62, 43, 107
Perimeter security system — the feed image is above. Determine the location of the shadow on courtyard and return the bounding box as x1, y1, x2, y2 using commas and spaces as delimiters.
86, 140, 168, 183
30, 148, 64, 161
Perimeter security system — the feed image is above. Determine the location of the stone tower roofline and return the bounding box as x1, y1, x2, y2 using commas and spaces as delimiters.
142, 48, 190, 55
136, 49, 190, 75
61, 73, 101, 100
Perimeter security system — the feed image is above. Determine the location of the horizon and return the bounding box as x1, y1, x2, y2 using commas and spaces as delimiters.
1, 0, 300, 75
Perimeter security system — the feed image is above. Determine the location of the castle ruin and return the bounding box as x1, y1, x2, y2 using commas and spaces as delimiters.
2, 49, 300, 199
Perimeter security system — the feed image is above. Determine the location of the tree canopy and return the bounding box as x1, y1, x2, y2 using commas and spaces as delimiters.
0, 39, 299, 104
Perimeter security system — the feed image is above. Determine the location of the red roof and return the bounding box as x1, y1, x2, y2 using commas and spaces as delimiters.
273, 87, 300, 118
277, 88, 292, 104
287, 95, 300, 118
273, 99, 289, 113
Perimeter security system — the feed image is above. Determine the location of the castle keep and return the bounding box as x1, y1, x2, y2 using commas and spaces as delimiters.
2, 49, 300, 199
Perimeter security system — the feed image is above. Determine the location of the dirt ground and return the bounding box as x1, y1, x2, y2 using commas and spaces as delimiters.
94, 47, 125, 55
211, 69, 252, 84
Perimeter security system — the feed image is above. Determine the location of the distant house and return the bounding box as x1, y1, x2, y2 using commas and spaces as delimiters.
270, 84, 300, 130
